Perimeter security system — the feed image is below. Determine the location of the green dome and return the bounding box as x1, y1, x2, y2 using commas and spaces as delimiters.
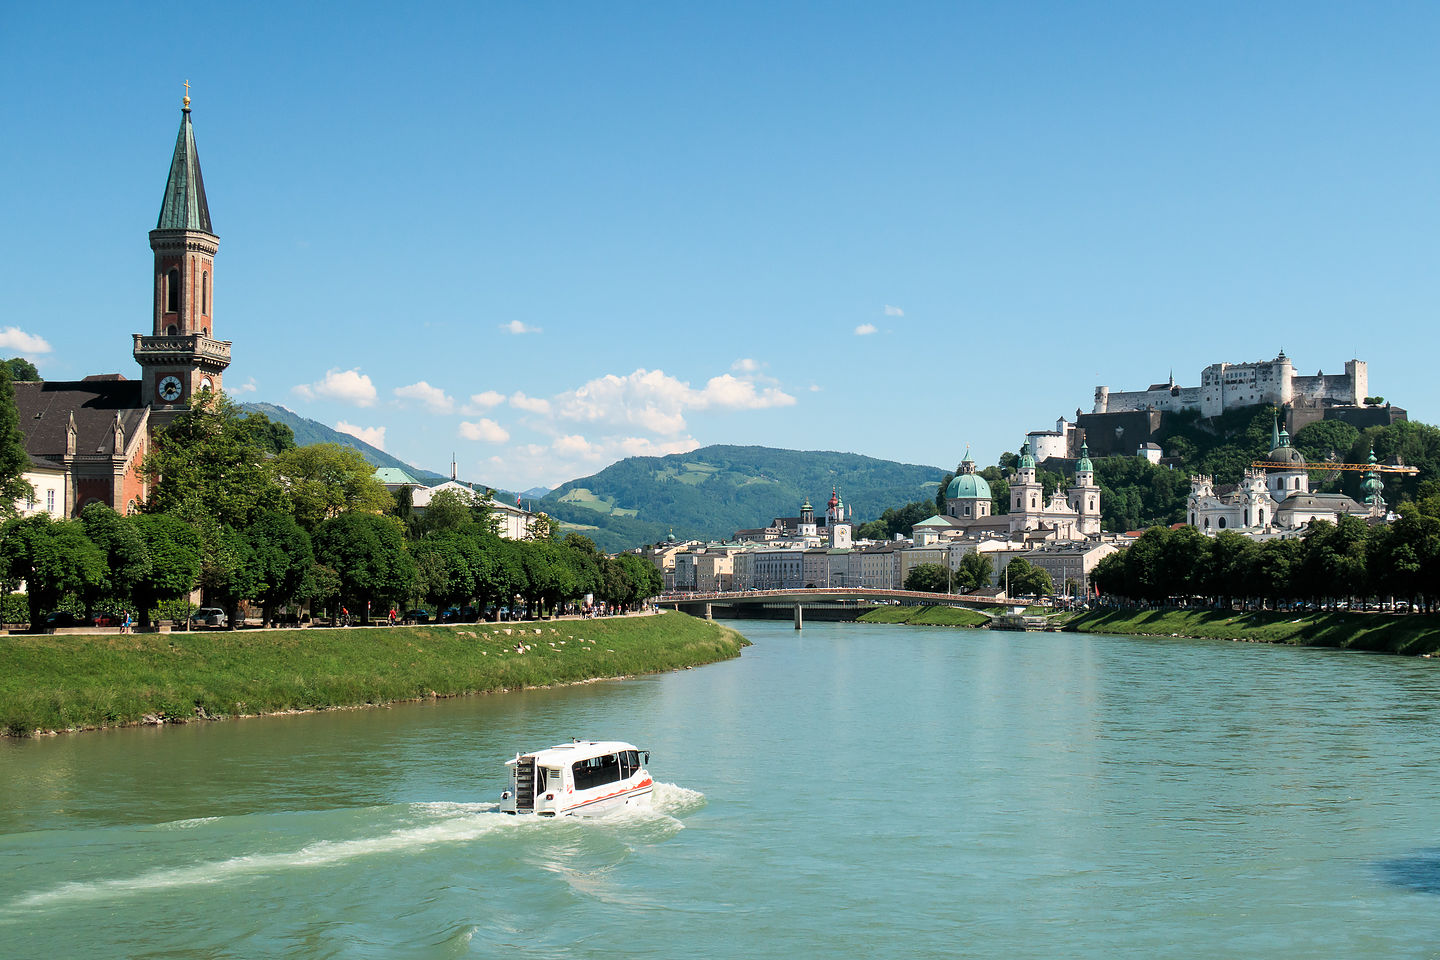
1076, 442, 1093, 473
946, 472, 992, 501
1018, 441, 1036, 471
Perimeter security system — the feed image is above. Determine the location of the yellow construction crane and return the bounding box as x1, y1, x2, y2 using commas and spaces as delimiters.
1250, 460, 1418, 474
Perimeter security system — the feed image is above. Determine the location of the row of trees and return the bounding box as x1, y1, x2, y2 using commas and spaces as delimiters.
1091, 487, 1440, 611
901, 555, 1055, 598
0, 390, 663, 628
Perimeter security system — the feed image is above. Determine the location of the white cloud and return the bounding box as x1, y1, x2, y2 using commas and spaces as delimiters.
732, 358, 760, 373
463, 390, 506, 414
394, 380, 455, 414
555, 368, 795, 436
459, 419, 510, 443
336, 421, 386, 450
809, 384, 823, 392
854, 323, 878, 336
502, 320, 542, 335
884, 305, 904, 317
293, 368, 377, 407
0, 327, 53, 354
227, 376, 258, 395
510, 391, 552, 415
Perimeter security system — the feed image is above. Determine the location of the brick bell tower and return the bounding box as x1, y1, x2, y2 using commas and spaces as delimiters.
134, 89, 231, 418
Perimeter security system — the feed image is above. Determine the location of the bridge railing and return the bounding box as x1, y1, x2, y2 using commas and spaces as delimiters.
655, 587, 1011, 608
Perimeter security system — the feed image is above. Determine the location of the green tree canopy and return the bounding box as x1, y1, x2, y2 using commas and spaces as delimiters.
312, 512, 416, 620
3, 357, 41, 382
0, 514, 107, 626
271, 443, 393, 532
129, 513, 203, 628
0, 364, 34, 519
904, 562, 950, 593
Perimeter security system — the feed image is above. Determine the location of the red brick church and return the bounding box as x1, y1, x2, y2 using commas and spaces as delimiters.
16, 94, 232, 517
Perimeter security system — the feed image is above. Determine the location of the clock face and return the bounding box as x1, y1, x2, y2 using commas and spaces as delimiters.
158, 375, 183, 402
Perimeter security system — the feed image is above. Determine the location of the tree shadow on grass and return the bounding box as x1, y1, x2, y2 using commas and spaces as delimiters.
1377, 849, 1440, 894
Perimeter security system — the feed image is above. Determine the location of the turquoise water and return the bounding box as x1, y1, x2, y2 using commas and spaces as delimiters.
4, 622, 1440, 958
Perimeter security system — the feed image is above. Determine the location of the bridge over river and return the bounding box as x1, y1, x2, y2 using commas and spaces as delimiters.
655, 587, 1013, 628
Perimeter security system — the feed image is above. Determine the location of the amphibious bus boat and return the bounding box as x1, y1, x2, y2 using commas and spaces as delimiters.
500, 740, 653, 818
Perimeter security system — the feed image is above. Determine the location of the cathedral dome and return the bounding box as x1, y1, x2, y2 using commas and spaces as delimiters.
946, 472, 992, 501
1268, 427, 1306, 467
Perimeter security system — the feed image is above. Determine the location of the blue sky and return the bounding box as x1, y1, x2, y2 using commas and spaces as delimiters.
4, 3, 1438, 495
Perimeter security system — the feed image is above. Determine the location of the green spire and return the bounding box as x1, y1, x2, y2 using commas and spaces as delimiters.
1271, 414, 1281, 451
1076, 442, 1093, 474
1361, 447, 1384, 507
156, 105, 214, 233
1018, 440, 1036, 471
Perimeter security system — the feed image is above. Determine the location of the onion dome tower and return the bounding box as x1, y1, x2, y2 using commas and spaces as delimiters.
134, 89, 231, 416
1011, 440, 1042, 517
1361, 448, 1385, 517
1068, 442, 1102, 536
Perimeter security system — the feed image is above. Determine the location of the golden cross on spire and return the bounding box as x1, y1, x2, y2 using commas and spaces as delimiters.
183, 79, 191, 109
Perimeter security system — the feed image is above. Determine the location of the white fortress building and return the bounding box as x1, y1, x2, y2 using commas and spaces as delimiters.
1094, 351, 1368, 419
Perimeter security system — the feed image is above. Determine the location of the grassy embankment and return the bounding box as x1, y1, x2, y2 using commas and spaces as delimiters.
1065, 609, 1440, 656
856, 606, 991, 628
0, 611, 748, 736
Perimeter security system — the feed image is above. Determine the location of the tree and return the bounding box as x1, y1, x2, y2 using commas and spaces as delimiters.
955, 551, 994, 592
411, 532, 483, 614
79, 503, 151, 616
129, 513, 203, 628
312, 512, 416, 621
413, 487, 482, 538
241, 411, 296, 455
0, 365, 34, 520
271, 443, 392, 532
143, 391, 289, 529
243, 510, 314, 626
1003, 558, 1053, 597
3, 357, 41, 382
0, 515, 107, 626
904, 562, 950, 593
935, 473, 955, 515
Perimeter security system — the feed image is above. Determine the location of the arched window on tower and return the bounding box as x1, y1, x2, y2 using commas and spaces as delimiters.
202, 271, 209, 315
166, 268, 179, 313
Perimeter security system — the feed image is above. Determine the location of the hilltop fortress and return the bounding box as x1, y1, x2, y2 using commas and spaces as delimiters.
1094, 351, 1367, 419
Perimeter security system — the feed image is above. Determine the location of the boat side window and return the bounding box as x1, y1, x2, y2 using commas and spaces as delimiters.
572, 754, 623, 790
536, 766, 547, 793
620, 750, 640, 777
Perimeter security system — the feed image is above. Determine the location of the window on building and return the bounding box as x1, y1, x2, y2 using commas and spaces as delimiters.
202, 271, 209, 314
166, 268, 179, 313
1219, 517, 1227, 529
166, 324, 178, 335
1259, 510, 1266, 525
46, 489, 56, 513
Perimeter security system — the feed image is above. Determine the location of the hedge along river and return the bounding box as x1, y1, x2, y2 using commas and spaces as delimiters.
3, 621, 1440, 959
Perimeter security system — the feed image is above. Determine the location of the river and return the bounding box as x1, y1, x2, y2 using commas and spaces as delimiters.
3, 621, 1440, 959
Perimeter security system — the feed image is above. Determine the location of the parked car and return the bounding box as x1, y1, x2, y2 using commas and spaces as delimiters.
195, 607, 228, 628
42, 611, 80, 628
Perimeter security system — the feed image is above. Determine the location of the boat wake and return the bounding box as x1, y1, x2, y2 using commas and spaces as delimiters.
5, 785, 705, 914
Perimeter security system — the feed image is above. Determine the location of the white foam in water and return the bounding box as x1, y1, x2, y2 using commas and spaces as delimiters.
11, 802, 516, 910
10, 790, 705, 912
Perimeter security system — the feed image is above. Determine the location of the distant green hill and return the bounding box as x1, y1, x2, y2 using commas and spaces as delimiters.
239, 403, 448, 483
536, 445, 945, 550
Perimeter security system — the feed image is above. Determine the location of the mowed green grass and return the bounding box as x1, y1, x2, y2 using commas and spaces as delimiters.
1067, 609, 1440, 656
856, 605, 991, 628
0, 612, 748, 736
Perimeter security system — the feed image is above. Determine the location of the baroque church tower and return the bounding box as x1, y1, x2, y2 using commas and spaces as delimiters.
133, 92, 231, 417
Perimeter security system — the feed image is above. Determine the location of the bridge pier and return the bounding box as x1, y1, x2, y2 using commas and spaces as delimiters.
794, 603, 803, 631
703, 603, 712, 621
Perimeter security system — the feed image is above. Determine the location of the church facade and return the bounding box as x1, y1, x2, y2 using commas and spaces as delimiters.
16, 96, 231, 517
1186, 423, 1378, 537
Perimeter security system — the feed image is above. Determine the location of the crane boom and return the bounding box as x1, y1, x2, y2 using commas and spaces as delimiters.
1250, 461, 1418, 474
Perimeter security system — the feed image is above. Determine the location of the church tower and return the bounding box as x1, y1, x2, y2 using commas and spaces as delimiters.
1067, 442, 1102, 536
1009, 440, 1042, 530
134, 92, 231, 414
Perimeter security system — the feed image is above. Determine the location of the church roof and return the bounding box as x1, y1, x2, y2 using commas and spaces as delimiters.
156, 106, 214, 234
946, 472, 992, 501
14, 379, 147, 459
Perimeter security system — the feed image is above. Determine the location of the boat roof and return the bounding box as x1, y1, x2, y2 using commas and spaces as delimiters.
510, 740, 640, 765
